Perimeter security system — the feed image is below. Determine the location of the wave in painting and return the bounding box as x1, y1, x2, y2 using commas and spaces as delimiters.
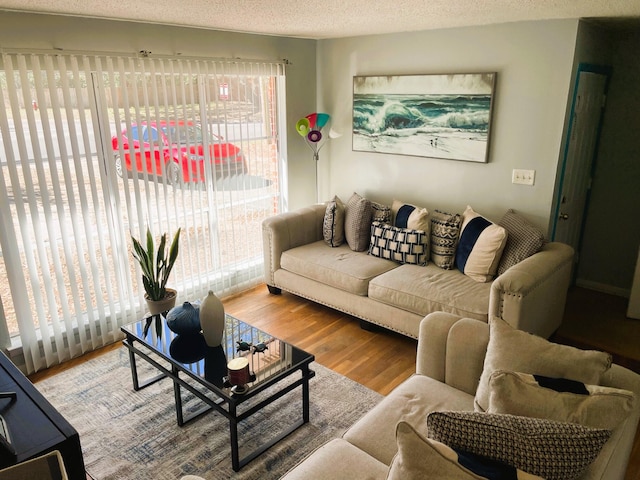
353, 93, 492, 162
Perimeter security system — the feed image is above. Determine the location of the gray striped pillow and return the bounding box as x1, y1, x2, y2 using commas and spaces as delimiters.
344, 192, 373, 252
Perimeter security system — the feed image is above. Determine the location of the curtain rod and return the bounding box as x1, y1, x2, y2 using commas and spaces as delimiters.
0, 47, 291, 66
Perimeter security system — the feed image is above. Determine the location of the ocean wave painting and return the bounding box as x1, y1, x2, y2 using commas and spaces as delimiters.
353, 73, 496, 162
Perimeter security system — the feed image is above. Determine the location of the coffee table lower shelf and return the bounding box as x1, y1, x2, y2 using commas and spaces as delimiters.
121, 334, 315, 472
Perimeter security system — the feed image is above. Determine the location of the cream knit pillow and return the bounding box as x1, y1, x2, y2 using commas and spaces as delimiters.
474, 316, 612, 412
487, 370, 635, 431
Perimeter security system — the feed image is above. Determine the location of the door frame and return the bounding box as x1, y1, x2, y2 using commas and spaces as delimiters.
550, 63, 612, 253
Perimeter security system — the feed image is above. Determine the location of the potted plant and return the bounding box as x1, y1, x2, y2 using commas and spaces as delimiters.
131, 227, 181, 334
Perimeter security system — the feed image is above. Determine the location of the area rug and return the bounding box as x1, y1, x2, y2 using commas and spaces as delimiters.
35, 347, 383, 480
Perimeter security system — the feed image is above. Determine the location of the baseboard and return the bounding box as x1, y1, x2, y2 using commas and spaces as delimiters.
575, 279, 630, 298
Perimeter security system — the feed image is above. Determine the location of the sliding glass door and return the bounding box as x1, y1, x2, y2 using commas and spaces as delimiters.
0, 52, 285, 373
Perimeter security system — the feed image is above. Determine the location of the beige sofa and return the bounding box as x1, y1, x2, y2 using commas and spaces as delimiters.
282, 313, 640, 480
262, 204, 574, 339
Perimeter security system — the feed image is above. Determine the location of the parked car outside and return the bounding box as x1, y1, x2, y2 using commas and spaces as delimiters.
111, 121, 248, 185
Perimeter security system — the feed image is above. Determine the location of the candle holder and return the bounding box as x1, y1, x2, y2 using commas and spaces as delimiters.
227, 357, 251, 394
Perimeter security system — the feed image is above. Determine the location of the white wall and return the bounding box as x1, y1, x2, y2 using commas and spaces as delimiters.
0, 11, 318, 210
317, 20, 580, 232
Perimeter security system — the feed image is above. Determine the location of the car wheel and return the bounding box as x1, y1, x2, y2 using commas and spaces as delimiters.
165, 161, 183, 186
114, 154, 127, 178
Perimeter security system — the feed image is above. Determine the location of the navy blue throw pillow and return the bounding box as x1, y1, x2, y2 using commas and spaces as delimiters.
395, 204, 415, 229
533, 375, 589, 395
456, 449, 518, 480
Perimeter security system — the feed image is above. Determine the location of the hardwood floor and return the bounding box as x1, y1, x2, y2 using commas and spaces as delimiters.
552, 286, 640, 374
221, 285, 418, 396
29, 284, 639, 479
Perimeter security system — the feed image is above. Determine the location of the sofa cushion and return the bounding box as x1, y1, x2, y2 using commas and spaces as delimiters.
497, 209, 545, 275
281, 438, 388, 480
368, 264, 491, 321
430, 210, 462, 270
427, 411, 611, 480
345, 192, 373, 252
388, 421, 543, 480
369, 222, 429, 266
475, 316, 613, 412
280, 241, 398, 296
343, 374, 475, 466
456, 205, 507, 282
487, 370, 635, 431
323, 195, 345, 247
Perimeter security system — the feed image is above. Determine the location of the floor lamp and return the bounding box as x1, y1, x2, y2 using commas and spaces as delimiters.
295, 113, 340, 203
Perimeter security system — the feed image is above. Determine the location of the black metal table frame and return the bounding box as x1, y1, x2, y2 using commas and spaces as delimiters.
121, 333, 315, 472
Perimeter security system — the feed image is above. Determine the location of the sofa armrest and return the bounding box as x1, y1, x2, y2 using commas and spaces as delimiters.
261, 204, 326, 286
489, 242, 574, 338
416, 312, 489, 396
592, 364, 640, 480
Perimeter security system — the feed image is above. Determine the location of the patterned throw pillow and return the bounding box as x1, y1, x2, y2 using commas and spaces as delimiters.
369, 222, 429, 266
371, 202, 392, 224
474, 316, 612, 413
323, 196, 345, 247
487, 370, 635, 431
344, 192, 373, 252
456, 206, 507, 282
388, 421, 544, 480
427, 411, 611, 480
430, 210, 462, 270
496, 209, 546, 275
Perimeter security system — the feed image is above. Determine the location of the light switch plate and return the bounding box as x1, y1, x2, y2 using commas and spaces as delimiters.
512, 169, 535, 186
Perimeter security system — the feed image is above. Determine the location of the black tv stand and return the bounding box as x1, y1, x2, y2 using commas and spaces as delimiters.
0, 352, 85, 479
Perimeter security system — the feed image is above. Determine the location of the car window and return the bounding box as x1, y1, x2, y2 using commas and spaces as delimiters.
130, 125, 140, 141
162, 125, 188, 144
188, 125, 203, 143
143, 126, 160, 143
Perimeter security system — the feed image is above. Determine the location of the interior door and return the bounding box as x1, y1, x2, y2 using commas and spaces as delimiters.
551, 67, 609, 256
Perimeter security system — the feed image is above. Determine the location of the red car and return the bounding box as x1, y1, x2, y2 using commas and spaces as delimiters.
111, 121, 247, 184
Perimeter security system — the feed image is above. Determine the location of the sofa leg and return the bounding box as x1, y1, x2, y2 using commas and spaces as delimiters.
360, 320, 379, 332
267, 285, 282, 295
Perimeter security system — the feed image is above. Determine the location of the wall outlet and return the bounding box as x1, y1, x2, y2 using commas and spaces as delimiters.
512, 169, 536, 186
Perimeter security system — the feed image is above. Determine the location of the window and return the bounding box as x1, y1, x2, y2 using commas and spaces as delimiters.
0, 53, 286, 373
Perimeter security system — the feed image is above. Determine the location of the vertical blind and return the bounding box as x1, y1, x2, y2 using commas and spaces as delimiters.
0, 52, 285, 374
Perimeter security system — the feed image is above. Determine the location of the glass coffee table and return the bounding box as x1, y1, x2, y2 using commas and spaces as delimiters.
120, 313, 315, 471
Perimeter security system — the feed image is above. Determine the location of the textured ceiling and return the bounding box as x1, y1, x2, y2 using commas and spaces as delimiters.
2, 0, 640, 39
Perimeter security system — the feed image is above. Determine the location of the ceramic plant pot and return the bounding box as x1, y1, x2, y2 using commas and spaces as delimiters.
199, 290, 225, 347
145, 288, 177, 316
